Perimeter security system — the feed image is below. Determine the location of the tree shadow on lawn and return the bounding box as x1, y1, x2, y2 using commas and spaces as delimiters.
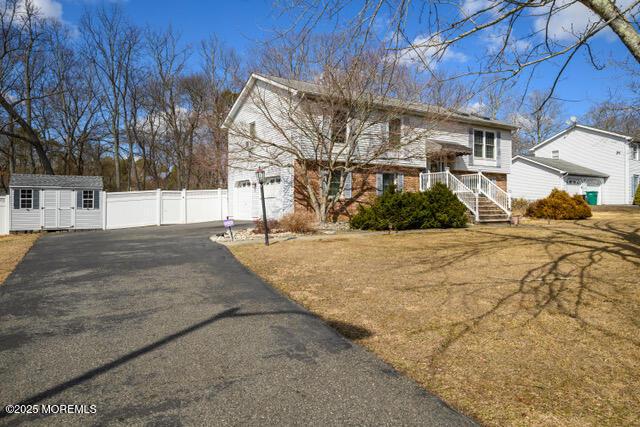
405, 218, 640, 373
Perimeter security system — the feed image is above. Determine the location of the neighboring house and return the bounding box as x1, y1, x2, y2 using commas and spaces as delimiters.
9, 174, 104, 231
223, 74, 517, 222
511, 123, 640, 205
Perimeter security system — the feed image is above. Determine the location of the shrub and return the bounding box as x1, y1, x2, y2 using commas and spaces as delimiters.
526, 189, 592, 220
279, 211, 317, 233
634, 184, 640, 205
253, 218, 280, 234
511, 198, 530, 216
349, 183, 468, 231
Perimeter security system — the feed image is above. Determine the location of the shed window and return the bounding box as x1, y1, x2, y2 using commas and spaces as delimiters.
82, 190, 94, 209
20, 189, 33, 209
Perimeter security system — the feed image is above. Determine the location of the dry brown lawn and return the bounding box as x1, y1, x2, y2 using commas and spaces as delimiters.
230, 209, 640, 426
0, 233, 39, 284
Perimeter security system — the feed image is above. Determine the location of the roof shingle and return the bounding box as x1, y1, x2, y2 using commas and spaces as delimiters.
9, 174, 104, 189
519, 156, 609, 178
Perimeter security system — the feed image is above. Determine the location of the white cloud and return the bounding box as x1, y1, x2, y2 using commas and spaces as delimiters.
465, 101, 488, 115
533, 0, 638, 42
17, 0, 63, 20
482, 27, 531, 55
397, 34, 468, 67
461, 0, 496, 17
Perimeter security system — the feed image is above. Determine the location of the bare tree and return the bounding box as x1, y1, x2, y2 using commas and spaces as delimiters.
510, 91, 564, 153
282, 0, 640, 107
0, 0, 55, 174
228, 34, 462, 222
199, 36, 243, 188
81, 5, 139, 190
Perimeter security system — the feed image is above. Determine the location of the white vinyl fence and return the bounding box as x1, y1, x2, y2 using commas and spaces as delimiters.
104, 189, 228, 230
0, 195, 8, 235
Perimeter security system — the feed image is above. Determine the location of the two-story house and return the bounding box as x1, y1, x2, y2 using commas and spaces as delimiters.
511, 123, 640, 205
223, 74, 516, 222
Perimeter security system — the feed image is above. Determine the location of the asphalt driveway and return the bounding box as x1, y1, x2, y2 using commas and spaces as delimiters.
0, 223, 474, 426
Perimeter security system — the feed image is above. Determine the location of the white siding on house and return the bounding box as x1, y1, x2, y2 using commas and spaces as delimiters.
533, 127, 626, 204
509, 159, 563, 200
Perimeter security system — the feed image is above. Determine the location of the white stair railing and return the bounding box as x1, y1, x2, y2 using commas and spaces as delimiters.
459, 171, 511, 216
421, 170, 479, 221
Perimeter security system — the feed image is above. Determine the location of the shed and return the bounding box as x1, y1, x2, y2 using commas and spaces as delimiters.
510, 156, 609, 205
9, 174, 104, 231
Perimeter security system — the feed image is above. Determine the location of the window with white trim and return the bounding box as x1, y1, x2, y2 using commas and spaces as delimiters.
633, 144, 640, 161
473, 129, 496, 159
264, 176, 281, 185
20, 189, 33, 209
82, 190, 94, 209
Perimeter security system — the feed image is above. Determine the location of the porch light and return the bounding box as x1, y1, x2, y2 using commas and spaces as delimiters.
256, 167, 266, 185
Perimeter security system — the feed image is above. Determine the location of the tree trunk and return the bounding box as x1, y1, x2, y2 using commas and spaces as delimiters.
580, 0, 640, 64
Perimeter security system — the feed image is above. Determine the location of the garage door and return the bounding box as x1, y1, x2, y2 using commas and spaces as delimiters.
233, 180, 253, 220
263, 176, 283, 219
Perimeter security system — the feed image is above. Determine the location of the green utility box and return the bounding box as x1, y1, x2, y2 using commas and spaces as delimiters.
585, 191, 598, 206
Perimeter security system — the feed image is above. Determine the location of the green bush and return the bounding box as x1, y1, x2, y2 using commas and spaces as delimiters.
349, 183, 468, 231
526, 189, 592, 220
634, 183, 640, 206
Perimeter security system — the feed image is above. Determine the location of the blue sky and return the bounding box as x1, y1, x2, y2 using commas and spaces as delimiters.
36, 0, 638, 121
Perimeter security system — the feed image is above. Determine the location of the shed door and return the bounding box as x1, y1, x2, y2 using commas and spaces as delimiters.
43, 190, 58, 229
43, 189, 74, 229
58, 190, 74, 228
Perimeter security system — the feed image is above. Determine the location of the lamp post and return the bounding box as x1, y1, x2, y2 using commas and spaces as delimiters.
256, 167, 269, 246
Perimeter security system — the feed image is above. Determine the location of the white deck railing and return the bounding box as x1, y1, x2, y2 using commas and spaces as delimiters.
459, 171, 511, 216
421, 170, 479, 221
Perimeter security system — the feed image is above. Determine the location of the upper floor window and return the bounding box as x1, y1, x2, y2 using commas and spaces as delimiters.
633, 144, 640, 161
388, 118, 402, 148
473, 129, 496, 160
20, 189, 33, 209
248, 122, 256, 138
552, 150, 559, 159
331, 111, 348, 145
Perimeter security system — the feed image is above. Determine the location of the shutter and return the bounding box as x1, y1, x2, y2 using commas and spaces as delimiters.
376, 173, 383, 195
13, 189, 20, 209
32, 189, 39, 209
468, 128, 474, 166
496, 131, 502, 167
77, 190, 83, 208
343, 172, 352, 199
397, 173, 404, 192
94, 190, 100, 209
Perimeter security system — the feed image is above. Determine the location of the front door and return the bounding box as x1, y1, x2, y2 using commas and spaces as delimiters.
43, 190, 74, 229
